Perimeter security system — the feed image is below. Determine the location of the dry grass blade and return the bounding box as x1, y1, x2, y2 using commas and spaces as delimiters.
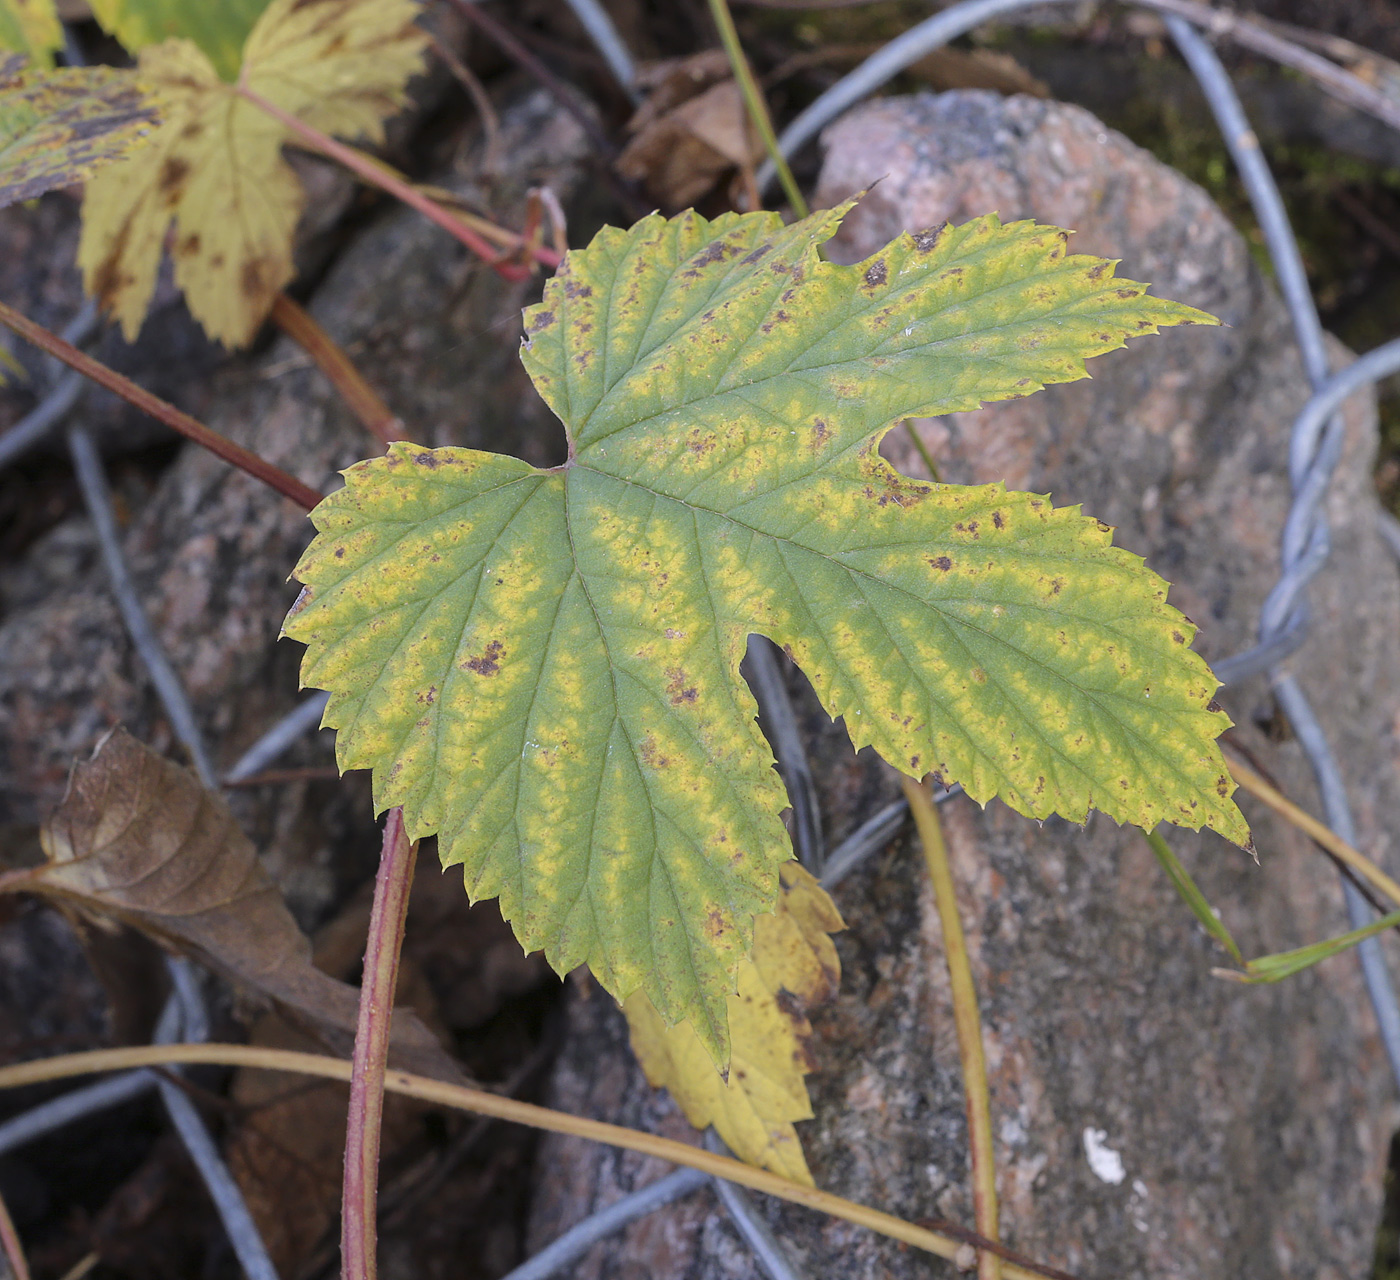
902, 776, 1000, 1280
1226, 755, 1400, 908
2, 729, 463, 1084
0, 1043, 1075, 1280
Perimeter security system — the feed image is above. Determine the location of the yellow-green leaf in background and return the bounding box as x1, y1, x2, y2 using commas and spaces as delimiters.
283, 201, 1250, 1065
88, 0, 273, 81
77, 0, 425, 348
0, 0, 60, 67
0, 54, 161, 209
625, 862, 843, 1183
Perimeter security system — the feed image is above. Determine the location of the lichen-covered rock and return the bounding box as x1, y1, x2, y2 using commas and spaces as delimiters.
524, 92, 1397, 1280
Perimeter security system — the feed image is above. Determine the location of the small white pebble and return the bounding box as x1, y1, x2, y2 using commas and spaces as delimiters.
1083, 1127, 1126, 1185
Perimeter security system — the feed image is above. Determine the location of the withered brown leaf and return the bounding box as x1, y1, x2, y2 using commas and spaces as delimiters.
19, 727, 463, 1083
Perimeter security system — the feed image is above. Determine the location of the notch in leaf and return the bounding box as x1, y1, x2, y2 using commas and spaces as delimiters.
283, 198, 1249, 1066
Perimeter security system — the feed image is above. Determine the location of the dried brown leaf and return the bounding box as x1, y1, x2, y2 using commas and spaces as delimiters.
19, 728, 464, 1083
616, 51, 761, 208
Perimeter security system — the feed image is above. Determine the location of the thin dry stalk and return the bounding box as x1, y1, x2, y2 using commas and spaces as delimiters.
902, 775, 1001, 1280
1226, 756, 1400, 907
271, 294, 405, 444
426, 29, 503, 174
0, 1044, 1075, 1280
707, 0, 809, 217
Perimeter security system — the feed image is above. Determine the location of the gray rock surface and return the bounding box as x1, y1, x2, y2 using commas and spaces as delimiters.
523, 92, 1400, 1280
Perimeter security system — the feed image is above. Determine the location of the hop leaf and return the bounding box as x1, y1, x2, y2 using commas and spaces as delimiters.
77, 0, 426, 347
283, 202, 1249, 1064
0, 54, 162, 209
87, 0, 275, 82
0, 0, 60, 67
625, 862, 843, 1183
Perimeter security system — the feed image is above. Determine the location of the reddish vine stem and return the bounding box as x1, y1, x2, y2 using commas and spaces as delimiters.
236, 83, 557, 278
271, 294, 405, 445
0, 300, 321, 511
342, 807, 419, 1280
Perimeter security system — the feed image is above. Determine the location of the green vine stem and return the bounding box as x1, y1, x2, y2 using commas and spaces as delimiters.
902, 775, 1001, 1280
0, 300, 322, 511
707, 0, 809, 217
342, 807, 418, 1280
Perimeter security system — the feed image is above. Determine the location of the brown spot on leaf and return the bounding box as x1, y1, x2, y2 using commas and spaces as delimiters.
639, 735, 671, 769
992, 510, 1004, 529
465, 640, 504, 676
912, 225, 946, 252
666, 668, 698, 705
527, 309, 555, 334
740, 244, 772, 266
863, 259, 887, 289
690, 239, 735, 270
334, 547, 345, 559
413, 452, 440, 468
563, 279, 593, 299
1050, 578, 1065, 594
1216, 774, 1230, 797
930, 555, 953, 571
159, 156, 189, 196
1207, 699, 1223, 713
241, 258, 269, 301
1172, 630, 1186, 644
1087, 261, 1110, 281
810, 418, 830, 449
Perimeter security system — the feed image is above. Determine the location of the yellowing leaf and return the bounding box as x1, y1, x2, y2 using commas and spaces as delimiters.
0, 0, 60, 67
88, 0, 273, 81
283, 202, 1249, 1065
16, 728, 464, 1083
624, 862, 842, 1184
0, 54, 161, 208
77, 0, 425, 347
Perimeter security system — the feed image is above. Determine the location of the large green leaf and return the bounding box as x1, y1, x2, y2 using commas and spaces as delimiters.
88, 0, 274, 81
0, 55, 161, 209
284, 202, 1249, 1064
